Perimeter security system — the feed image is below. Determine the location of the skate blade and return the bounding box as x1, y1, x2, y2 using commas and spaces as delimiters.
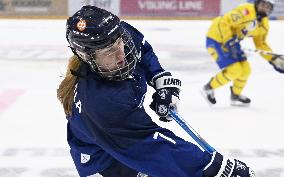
230, 101, 250, 107
200, 89, 215, 106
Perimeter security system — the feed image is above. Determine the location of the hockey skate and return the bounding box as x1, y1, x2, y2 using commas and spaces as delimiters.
230, 86, 251, 106
201, 83, 216, 105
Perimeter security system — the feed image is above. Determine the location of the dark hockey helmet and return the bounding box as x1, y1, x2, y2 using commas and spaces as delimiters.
255, 0, 274, 20
66, 5, 139, 81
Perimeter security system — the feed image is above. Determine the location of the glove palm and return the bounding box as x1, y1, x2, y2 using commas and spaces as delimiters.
225, 36, 246, 60
270, 56, 284, 73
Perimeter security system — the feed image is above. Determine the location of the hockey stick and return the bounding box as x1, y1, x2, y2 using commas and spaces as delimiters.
243, 48, 284, 59
169, 109, 216, 154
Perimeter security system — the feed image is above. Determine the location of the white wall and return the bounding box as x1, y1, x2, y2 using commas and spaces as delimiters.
68, 0, 120, 16
221, 0, 247, 15
68, 0, 248, 17
68, 0, 284, 19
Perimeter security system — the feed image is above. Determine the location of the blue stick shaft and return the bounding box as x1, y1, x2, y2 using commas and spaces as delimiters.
169, 109, 216, 154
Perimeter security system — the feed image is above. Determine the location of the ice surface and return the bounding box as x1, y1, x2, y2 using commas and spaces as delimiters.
0, 19, 284, 177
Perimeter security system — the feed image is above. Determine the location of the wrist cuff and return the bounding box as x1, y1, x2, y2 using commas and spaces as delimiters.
155, 76, 181, 90
150, 71, 171, 86
203, 152, 236, 177
203, 152, 223, 177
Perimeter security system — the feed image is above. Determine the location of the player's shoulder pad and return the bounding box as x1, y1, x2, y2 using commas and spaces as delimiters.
260, 17, 270, 31
237, 3, 254, 11
121, 21, 144, 43
235, 3, 256, 21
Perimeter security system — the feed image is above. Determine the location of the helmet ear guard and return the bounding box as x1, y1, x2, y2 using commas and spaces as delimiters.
66, 6, 139, 81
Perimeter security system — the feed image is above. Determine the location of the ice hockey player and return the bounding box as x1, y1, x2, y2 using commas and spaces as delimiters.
58, 5, 256, 177
202, 0, 284, 106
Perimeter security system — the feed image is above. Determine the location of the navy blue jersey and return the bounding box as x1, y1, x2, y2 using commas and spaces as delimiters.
67, 22, 211, 177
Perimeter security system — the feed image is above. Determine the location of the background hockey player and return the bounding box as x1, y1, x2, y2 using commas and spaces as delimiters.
58, 5, 256, 177
202, 0, 284, 106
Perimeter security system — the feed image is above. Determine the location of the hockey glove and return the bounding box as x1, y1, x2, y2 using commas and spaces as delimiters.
269, 55, 284, 73
203, 152, 256, 177
225, 36, 246, 59
149, 72, 181, 122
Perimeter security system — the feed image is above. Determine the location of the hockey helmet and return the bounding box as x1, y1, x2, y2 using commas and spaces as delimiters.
66, 6, 139, 81
255, 0, 275, 19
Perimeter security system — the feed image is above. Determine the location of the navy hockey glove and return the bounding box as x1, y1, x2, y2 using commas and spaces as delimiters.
269, 55, 284, 73
203, 152, 256, 177
225, 36, 246, 59
150, 72, 181, 122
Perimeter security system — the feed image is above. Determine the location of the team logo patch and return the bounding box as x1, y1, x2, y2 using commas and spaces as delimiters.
235, 161, 246, 170
77, 19, 86, 31
81, 153, 90, 164
137, 172, 148, 177
158, 105, 168, 115
242, 9, 249, 15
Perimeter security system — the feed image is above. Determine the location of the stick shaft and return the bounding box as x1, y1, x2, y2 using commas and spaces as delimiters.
169, 110, 216, 154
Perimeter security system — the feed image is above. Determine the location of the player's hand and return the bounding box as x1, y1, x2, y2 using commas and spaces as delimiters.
225, 36, 246, 59
270, 55, 284, 73
203, 152, 256, 177
149, 72, 181, 122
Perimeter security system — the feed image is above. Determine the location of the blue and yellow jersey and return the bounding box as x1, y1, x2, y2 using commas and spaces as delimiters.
207, 3, 273, 61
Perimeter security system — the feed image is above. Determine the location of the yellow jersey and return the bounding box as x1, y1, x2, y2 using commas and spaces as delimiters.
207, 3, 272, 61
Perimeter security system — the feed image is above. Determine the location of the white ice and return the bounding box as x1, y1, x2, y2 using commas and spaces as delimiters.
0, 19, 284, 177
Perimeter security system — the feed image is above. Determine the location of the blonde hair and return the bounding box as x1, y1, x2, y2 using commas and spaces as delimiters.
57, 55, 82, 116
